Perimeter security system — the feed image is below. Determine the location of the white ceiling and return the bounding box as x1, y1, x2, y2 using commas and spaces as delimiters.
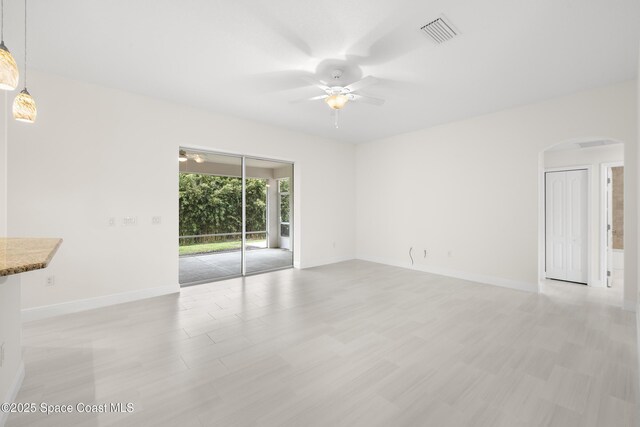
4, 0, 639, 143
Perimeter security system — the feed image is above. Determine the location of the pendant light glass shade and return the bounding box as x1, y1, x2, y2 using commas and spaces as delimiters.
12, 88, 36, 122
13, 0, 35, 123
0, 42, 18, 90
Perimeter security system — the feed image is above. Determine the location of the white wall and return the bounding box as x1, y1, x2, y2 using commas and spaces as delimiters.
8, 71, 356, 311
636, 44, 639, 384
1, 92, 7, 235
356, 81, 637, 306
6, 73, 639, 314
544, 144, 624, 287
637, 44, 640, 314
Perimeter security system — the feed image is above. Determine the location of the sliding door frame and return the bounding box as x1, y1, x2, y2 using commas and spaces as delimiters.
179, 147, 295, 283
241, 156, 247, 275
244, 161, 295, 277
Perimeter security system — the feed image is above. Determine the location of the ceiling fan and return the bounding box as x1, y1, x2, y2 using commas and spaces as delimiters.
179, 150, 205, 163
295, 69, 385, 128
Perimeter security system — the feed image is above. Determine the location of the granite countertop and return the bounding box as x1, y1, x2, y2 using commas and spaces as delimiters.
0, 238, 63, 276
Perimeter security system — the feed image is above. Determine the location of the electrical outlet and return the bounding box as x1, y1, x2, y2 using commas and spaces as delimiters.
0, 342, 4, 368
45, 276, 55, 287
152, 216, 161, 225
123, 216, 137, 226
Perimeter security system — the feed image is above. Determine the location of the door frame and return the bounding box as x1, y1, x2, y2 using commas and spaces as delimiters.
543, 165, 593, 286
600, 161, 623, 287
277, 177, 291, 250
178, 146, 296, 284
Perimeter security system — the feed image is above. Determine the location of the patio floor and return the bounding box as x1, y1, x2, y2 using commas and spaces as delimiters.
179, 248, 293, 285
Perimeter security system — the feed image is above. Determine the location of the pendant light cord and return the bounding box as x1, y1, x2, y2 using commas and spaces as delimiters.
23, 0, 27, 87
1, 0, 4, 42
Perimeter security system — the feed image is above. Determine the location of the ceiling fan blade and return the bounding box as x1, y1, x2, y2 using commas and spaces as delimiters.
290, 95, 327, 104
344, 76, 378, 93
301, 76, 331, 92
242, 70, 322, 93
351, 94, 385, 106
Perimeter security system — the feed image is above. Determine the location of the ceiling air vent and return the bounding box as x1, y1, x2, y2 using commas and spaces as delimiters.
420, 16, 458, 44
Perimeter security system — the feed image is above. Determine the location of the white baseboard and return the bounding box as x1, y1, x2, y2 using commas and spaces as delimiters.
22, 285, 179, 322
299, 256, 355, 270
0, 362, 24, 427
636, 305, 639, 414
588, 278, 605, 288
537, 280, 546, 293
357, 255, 538, 293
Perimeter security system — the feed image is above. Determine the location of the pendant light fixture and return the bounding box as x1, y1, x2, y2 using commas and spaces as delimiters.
0, 0, 19, 90
13, 0, 36, 123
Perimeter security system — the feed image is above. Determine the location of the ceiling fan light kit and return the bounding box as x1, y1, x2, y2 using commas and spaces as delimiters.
325, 93, 348, 110
295, 69, 385, 128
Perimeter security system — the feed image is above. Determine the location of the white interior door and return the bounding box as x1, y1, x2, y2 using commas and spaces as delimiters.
545, 170, 588, 284
546, 172, 567, 280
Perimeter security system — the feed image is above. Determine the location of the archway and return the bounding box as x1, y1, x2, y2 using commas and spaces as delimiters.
537, 137, 627, 306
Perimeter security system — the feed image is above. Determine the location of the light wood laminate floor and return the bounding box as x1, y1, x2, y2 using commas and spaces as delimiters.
8, 261, 638, 426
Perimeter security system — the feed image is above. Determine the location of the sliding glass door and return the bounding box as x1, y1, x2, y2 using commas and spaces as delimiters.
178, 152, 243, 284
244, 158, 294, 275
178, 149, 293, 285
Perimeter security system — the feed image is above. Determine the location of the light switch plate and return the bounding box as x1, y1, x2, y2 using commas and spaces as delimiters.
123, 216, 137, 226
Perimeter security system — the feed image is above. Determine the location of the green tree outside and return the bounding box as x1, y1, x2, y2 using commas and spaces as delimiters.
179, 174, 267, 254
